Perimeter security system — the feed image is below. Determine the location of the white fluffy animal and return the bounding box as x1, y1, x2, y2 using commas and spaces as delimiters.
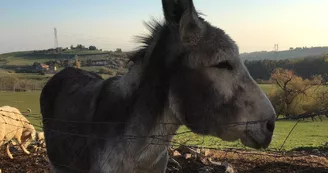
0, 105, 36, 159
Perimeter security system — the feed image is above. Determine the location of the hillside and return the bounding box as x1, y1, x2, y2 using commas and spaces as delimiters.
2, 46, 328, 66
240, 46, 328, 61
0, 48, 130, 92
2, 46, 328, 85
0, 50, 117, 66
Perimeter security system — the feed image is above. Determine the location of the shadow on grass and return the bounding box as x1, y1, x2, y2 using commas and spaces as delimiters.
291, 145, 328, 152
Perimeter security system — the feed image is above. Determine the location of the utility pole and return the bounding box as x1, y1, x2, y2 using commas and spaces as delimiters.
54, 28, 58, 48
274, 44, 279, 59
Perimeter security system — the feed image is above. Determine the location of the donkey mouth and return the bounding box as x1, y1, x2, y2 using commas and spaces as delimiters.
241, 132, 272, 149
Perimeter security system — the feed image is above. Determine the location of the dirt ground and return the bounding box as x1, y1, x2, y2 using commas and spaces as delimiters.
0, 146, 327, 173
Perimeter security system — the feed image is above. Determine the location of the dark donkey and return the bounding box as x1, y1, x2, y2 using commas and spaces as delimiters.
40, 0, 276, 172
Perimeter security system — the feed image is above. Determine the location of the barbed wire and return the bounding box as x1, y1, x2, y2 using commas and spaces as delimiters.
0, 109, 326, 148
0, 108, 327, 172
0, 109, 272, 126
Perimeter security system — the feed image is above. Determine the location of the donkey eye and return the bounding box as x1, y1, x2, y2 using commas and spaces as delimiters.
213, 61, 233, 70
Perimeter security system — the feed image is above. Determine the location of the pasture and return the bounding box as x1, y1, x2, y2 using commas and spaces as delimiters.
0, 85, 327, 151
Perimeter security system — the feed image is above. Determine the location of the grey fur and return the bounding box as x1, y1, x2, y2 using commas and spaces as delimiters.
40, 0, 276, 172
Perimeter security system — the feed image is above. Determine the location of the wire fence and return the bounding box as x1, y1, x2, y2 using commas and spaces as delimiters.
0, 109, 327, 173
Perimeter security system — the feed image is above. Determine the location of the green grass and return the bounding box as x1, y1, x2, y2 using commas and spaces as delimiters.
0, 51, 51, 65
80, 66, 105, 72
5, 57, 52, 66
0, 91, 42, 130
173, 119, 328, 151
0, 91, 41, 113
259, 84, 276, 93
0, 84, 327, 150
13, 73, 53, 80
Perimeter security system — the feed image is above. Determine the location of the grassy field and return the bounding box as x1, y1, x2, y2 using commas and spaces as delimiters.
173, 120, 328, 151
0, 85, 327, 150
259, 84, 276, 93
0, 91, 43, 130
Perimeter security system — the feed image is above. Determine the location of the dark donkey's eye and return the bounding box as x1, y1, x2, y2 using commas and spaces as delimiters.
212, 60, 233, 71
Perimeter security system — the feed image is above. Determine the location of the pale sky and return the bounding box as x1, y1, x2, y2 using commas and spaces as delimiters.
0, 0, 327, 54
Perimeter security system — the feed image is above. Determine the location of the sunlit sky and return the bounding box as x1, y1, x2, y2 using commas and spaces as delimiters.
1, 0, 327, 54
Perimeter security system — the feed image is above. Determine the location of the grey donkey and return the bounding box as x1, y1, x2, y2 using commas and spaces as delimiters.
40, 0, 276, 172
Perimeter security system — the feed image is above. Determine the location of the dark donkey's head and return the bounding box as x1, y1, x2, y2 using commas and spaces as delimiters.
132, 0, 276, 149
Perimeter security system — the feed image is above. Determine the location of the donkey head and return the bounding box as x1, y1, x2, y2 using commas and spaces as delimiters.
161, 0, 276, 149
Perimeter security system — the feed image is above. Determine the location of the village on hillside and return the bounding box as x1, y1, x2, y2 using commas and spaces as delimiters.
1, 45, 130, 76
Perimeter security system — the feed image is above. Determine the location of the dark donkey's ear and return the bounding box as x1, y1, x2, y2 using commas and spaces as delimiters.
162, 0, 205, 45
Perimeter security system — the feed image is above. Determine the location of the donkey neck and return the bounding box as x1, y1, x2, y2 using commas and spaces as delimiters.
107, 22, 182, 155
108, 56, 181, 138
94, 67, 181, 172
115, 62, 181, 138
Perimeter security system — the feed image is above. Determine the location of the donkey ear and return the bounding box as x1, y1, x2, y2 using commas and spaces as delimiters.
162, 0, 196, 24
179, 9, 205, 45
162, 0, 204, 45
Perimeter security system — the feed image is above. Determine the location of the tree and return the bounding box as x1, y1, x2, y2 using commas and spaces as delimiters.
115, 48, 122, 53
244, 55, 328, 81
269, 68, 322, 118
76, 44, 85, 50
89, 45, 97, 50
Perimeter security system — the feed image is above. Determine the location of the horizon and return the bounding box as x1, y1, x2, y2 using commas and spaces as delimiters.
1, 0, 327, 54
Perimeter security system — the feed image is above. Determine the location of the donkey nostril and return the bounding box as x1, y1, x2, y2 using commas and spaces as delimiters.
266, 121, 275, 133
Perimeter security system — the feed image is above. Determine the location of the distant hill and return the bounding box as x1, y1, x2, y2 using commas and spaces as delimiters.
240, 46, 328, 61
0, 49, 128, 67
2, 46, 328, 65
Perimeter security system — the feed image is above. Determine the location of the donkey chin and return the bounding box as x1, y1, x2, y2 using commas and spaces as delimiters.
215, 122, 274, 149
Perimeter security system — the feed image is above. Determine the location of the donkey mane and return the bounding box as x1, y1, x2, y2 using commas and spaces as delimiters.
129, 13, 206, 64
129, 19, 165, 65
90, 20, 176, 138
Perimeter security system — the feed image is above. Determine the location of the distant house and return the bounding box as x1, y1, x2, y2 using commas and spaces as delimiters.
40, 63, 50, 70
91, 60, 110, 66
30, 62, 50, 73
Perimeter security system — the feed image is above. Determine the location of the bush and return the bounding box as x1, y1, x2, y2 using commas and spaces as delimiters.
302, 88, 328, 113
0, 75, 19, 91
0, 75, 44, 91
268, 88, 310, 117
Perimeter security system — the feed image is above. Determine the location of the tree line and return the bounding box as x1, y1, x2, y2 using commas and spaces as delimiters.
240, 46, 328, 61
245, 54, 328, 82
